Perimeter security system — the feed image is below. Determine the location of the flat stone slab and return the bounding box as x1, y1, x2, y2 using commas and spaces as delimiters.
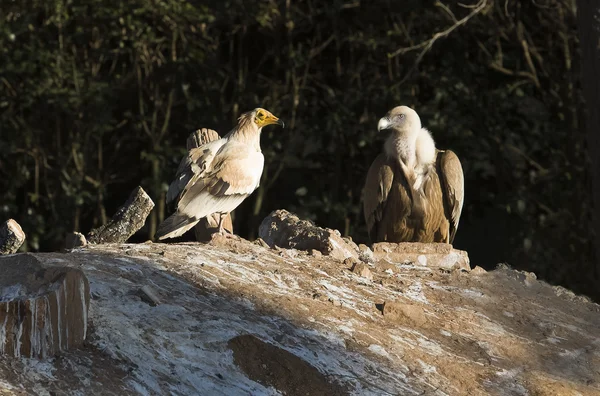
0, 253, 90, 358
372, 242, 471, 271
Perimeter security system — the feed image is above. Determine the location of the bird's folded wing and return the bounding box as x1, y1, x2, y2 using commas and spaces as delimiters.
363, 153, 395, 239
438, 149, 464, 243
166, 138, 225, 205
178, 143, 264, 212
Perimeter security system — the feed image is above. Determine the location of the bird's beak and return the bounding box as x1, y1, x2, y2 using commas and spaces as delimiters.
262, 114, 285, 128
378, 117, 392, 131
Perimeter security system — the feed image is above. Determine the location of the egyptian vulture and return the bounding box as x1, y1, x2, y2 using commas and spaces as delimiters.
363, 106, 464, 244
155, 108, 284, 240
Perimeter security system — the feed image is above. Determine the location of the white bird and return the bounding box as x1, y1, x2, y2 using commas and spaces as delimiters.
155, 108, 284, 240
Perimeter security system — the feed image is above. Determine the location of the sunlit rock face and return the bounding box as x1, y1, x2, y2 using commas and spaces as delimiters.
0, 253, 90, 358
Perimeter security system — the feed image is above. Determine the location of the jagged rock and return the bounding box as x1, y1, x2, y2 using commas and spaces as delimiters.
258, 209, 358, 261
357, 243, 375, 264
0, 219, 25, 255
0, 253, 89, 358
65, 232, 87, 249
372, 242, 471, 271
350, 262, 373, 280
471, 266, 487, 275
87, 186, 154, 244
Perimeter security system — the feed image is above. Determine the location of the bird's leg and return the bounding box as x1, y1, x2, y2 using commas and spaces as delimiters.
216, 212, 236, 239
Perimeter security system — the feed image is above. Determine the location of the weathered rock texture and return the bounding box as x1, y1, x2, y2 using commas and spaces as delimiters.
0, 253, 89, 358
87, 186, 154, 244
373, 241, 471, 271
0, 219, 25, 255
259, 209, 358, 261
0, 240, 598, 395
186, 128, 234, 242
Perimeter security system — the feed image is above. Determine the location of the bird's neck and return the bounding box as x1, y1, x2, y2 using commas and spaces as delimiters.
226, 124, 262, 151
385, 128, 436, 170
385, 132, 418, 168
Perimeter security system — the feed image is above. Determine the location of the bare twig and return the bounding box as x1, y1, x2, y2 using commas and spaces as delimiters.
388, 0, 488, 86
389, 0, 487, 59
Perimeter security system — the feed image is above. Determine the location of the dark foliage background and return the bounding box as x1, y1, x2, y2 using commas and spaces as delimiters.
1, 0, 596, 298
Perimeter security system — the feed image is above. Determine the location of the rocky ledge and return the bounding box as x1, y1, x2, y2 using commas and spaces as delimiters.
0, 236, 598, 395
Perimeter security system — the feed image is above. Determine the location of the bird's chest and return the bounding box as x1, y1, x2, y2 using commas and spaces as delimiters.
386, 168, 447, 241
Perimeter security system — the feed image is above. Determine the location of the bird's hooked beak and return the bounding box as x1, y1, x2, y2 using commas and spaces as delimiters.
378, 117, 392, 132
259, 112, 285, 128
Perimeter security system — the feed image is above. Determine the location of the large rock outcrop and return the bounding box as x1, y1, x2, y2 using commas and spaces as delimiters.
0, 238, 598, 395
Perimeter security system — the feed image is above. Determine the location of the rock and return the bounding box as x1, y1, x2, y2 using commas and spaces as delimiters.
372, 242, 470, 271
0, 219, 26, 255
65, 232, 87, 249
471, 266, 487, 275
139, 285, 161, 306
357, 244, 375, 264
87, 186, 155, 244
0, 253, 89, 358
350, 262, 373, 280
342, 236, 359, 253
381, 301, 428, 327
309, 249, 322, 258
1, 240, 599, 394
258, 210, 358, 261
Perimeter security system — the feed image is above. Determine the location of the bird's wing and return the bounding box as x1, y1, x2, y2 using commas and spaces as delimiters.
177, 141, 264, 217
363, 153, 395, 241
437, 149, 464, 243
166, 138, 226, 205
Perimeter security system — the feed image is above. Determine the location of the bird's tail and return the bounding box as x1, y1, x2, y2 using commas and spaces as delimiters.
155, 213, 200, 240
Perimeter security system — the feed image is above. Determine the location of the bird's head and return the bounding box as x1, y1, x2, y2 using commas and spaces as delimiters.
253, 108, 284, 129
377, 106, 421, 136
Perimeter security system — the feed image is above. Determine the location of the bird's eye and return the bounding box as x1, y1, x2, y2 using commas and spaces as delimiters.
395, 114, 405, 121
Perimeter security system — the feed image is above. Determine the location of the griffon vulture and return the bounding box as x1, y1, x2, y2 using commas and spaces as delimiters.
155, 108, 284, 240
363, 106, 464, 244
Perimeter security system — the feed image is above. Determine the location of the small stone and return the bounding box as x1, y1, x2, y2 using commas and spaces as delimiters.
139, 285, 161, 306
343, 257, 359, 267
381, 301, 428, 327
309, 249, 322, 258
65, 232, 87, 249
471, 266, 487, 275
328, 297, 342, 307
0, 219, 26, 255
358, 244, 375, 263
417, 255, 427, 266
350, 262, 373, 280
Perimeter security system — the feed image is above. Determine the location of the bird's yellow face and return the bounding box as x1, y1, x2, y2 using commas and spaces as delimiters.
254, 108, 284, 128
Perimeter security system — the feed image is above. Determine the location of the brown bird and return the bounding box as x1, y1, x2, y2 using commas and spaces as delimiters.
363, 106, 464, 244
155, 108, 284, 240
